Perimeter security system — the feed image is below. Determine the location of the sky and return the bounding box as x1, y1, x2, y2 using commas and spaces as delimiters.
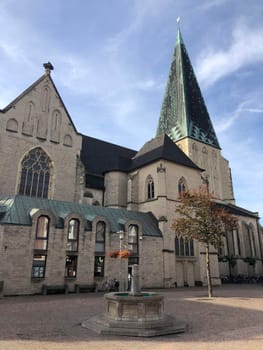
0, 0, 263, 222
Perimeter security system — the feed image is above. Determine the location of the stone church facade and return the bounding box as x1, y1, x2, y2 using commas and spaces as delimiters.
0, 32, 262, 296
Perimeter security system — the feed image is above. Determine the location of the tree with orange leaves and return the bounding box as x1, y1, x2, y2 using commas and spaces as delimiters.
172, 189, 238, 298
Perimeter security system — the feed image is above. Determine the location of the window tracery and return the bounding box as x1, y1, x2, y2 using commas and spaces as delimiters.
146, 176, 154, 200
18, 147, 52, 198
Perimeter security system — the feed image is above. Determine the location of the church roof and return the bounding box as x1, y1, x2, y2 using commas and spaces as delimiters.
0, 195, 162, 237
131, 134, 202, 171
80, 135, 136, 188
216, 201, 259, 219
156, 29, 220, 149
80, 133, 202, 187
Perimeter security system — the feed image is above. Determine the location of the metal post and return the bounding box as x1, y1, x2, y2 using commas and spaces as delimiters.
119, 231, 124, 292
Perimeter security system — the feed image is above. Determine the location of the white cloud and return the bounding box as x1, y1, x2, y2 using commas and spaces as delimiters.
199, 0, 228, 11
196, 21, 263, 87
215, 99, 263, 133
105, 0, 173, 54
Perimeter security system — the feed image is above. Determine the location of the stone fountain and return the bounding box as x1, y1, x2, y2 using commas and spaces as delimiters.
82, 265, 186, 337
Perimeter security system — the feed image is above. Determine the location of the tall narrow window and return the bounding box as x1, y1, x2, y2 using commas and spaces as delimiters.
34, 216, 49, 250
178, 177, 187, 196
95, 222, 106, 252
249, 224, 256, 256
32, 216, 49, 278
65, 219, 79, 278
146, 176, 154, 199
41, 86, 50, 112
67, 219, 79, 251
243, 222, 252, 257
234, 229, 241, 256
94, 221, 106, 277
50, 110, 61, 143
128, 225, 139, 255
18, 147, 52, 198
175, 236, 180, 255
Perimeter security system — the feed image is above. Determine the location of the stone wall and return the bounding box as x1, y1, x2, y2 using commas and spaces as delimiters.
0, 74, 82, 202
0, 216, 163, 295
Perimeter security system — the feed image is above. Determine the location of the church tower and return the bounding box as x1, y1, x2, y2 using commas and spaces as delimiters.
156, 29, 235, 203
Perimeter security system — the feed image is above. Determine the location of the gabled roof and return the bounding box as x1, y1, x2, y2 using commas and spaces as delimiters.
1, 71, 78, 134
130, 134, 202, 171
80, 135, 136, 187
81, 135, 136, 175
156, 29, 220, 149
0, 195, 162, 237
80, 134, 202, 188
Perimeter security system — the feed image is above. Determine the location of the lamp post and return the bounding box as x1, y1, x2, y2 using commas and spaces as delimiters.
119, 230, 124, 292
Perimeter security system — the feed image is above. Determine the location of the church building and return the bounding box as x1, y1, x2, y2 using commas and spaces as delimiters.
0, 29, 262, 295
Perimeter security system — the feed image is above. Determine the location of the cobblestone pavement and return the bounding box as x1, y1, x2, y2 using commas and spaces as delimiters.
0, 284, 263, 350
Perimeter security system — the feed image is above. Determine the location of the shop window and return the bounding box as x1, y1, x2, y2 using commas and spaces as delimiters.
65, 255, 78, 277
32, 255, 47, 278
94, 256, 105, 277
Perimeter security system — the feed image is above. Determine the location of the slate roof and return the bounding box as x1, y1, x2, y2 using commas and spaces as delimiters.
131, 134, 202, 171
216, 201, 259, 219
0, 195, 162, 237
80, 134, 202, 188
156, 29, 220, 149
80, 135, 136, 188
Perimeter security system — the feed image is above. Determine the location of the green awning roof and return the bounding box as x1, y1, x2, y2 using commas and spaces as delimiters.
0, 195, 162, 237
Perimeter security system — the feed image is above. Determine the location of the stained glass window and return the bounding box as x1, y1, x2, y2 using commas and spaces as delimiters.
18, 147, 52, 198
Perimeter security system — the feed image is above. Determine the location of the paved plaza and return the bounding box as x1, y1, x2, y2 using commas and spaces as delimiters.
0, 284, 263, 350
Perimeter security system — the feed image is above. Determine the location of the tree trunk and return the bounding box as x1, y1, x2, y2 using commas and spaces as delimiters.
206, 243, 213, 298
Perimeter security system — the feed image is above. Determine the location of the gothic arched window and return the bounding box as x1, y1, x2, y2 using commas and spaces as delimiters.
146, 176, 155, 199
175, 235, 194, 257
242, 222, 252, 257
18, 147, 52, 198
178, 177, 187, 196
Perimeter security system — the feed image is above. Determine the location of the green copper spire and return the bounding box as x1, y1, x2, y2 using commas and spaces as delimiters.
156, 29, 220, 149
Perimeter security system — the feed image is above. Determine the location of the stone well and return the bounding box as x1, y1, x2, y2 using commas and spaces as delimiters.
82, 264, 186, 337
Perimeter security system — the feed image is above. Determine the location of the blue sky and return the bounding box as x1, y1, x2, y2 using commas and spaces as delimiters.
0, 0, 263, 221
